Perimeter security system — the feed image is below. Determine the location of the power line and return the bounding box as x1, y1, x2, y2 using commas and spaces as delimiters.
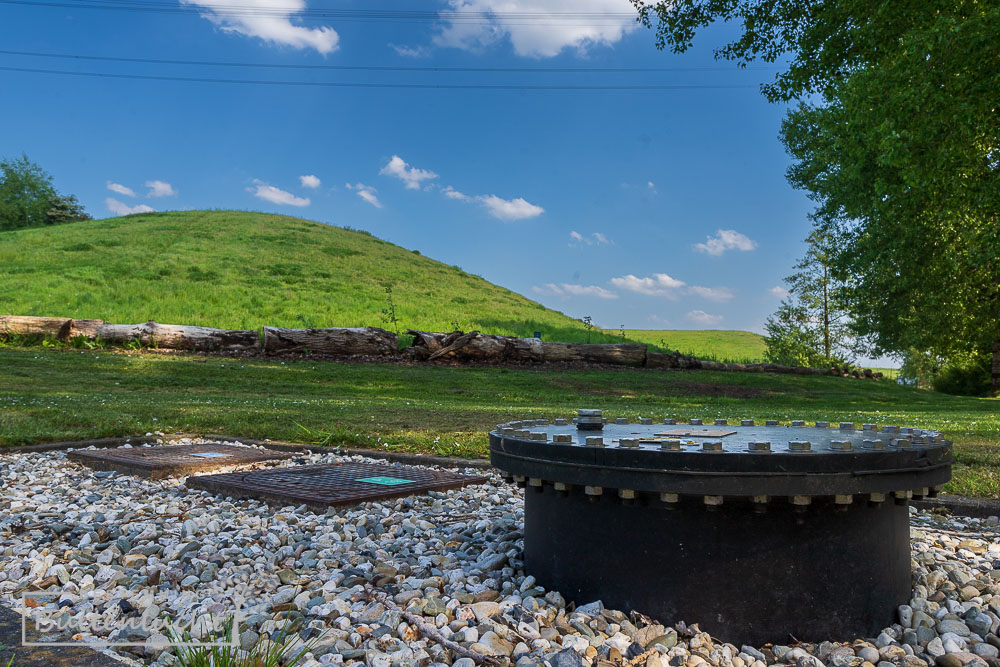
0, 0, 643, 24
0, 49, 773, 74
0, 64, 760, 90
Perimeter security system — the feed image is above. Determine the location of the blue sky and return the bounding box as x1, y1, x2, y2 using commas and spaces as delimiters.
0, 0, 821, 342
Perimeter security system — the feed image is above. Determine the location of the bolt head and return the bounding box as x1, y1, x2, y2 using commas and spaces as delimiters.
585, 436, 605, 447
741, 419, 754, 426
664, 419, 676, 425
661, 439, 682, 451
690, 419, 703, 425
714, 419, 728, 426
619, 438, 639, 448
840, 422, 855, 430
765, 420, 779, 426
830, 440, 852, 451
554, 418, 568, 426
788, 440, 811, 452
863, 439, 885, 450
815, 421, 830, 428
748, 441, 771, 452
791, 420, 806, 427
615, 418, 628, 425
553, 434, 573, 444
702, 441, 723, 452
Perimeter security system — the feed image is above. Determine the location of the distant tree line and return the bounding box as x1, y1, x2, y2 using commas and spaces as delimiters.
0, 154, 89, 232
633, 0, 999, 395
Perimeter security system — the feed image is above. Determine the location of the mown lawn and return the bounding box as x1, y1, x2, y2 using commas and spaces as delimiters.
622, 329, 767, 362
0, 347, 996, 497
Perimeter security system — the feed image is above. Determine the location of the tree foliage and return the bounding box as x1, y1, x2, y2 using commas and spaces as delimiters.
0, 154, 90, 231
633, 0, 1000, 378
764, 231, 854, 368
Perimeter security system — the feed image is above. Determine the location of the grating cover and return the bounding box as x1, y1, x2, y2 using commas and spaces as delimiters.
186, 462, 487, 509
67, 444, 293, 479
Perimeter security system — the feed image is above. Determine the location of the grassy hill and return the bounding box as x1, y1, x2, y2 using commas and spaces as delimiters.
0, 210, 764, 357
0, 210, 627, 344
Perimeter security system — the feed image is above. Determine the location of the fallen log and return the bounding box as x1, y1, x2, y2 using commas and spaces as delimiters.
406, 330, 544, 362
0, 315, 103, 340
262, 326, 397, 356
97, 321, 258, 351
539, 341, 647, 367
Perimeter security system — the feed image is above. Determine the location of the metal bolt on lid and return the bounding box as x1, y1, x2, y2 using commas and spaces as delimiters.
585, 436, 605, 447
640, 418, 653, 425
554, 418, 568, 426
715, 419, 728, 426
514, 430, 530, 438
553, 434, 573, 444
792, 420, 806, 427
840, 422, 855, 430
661, 439, 682, 451
748, 441, 771, 452
501, 428, 515, 435
616, 418, 628, 425
891, 438, 911, 448
789, 441, 812, 452
884, 425, 900, 433
578, 409, 602, 417
703, 441, 723, 452
664, 418, 677, 425
862, 424, 876, 431
530, 432, 547, 441
620, 438, 639, 448
830, 440, 852, 451
690, 419, 703, 425
863, 439, 885, 450
816, 421, 830, 428
536, 419, 549, 426
741, 420, 755, 426
911, 436, 926, 445
765, 420, 780, 426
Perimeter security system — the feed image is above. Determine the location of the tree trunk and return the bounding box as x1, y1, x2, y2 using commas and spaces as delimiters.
262, 326, 397, 356
539, 342, 647, 367
97, 321, 259, 351
405, 330, 543, 362
993, 338, 1000, 394
0, 315, 103, 340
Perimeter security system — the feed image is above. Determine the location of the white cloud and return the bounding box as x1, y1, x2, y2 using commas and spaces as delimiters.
248, 179, 310, 207
106, 181, 136, 197
532, 283, 618, 300
477, 194, 544, 221
694, 229, 758, 256
610, 273, 686, 298
145, 180, 177, 198
687, 285, 735, 302
345, 182, 382, 208
434, 0, 638, 58
442, 185, 471, 201
770, 285, 790, 299
390, 43, 429, 58
106, 198, 154, 216
686, 310, 724, 326
569, 230, 612, 247
299, 174, 321, 189
647, 181, 656, 191
180, 0, 339, 54
380, 155, 439, 190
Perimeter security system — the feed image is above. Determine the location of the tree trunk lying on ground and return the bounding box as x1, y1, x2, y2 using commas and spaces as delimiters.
262, 326, 397, 356
98, 321, 259, 351
406, 330, 543, 362
407, 330, 646, 366
539, 341, 647, 366
0, 315, 103, 340
647, 350, 834, 375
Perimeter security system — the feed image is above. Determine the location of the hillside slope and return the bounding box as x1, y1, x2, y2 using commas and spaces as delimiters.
0, 210, 623, 343
0, 210, 766, 356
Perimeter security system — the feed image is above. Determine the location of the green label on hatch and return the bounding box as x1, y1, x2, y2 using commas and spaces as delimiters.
356, 476, 414, 486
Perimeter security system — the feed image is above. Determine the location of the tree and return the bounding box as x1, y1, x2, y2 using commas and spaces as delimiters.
0, 154, 90, 231
764, 231, 855, 367
632, 0, 1000, 389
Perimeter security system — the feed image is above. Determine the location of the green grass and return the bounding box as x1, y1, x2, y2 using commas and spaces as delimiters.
1, 347, 997, 498
623, 329, 767, 362
0, 210, 684, 347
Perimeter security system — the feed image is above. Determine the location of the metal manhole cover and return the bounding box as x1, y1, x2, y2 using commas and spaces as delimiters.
67, 444, 293, 479
186, 462, 487, 509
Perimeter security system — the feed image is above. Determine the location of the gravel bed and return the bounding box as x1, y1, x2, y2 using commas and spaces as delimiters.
2, 438, 1000, 667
